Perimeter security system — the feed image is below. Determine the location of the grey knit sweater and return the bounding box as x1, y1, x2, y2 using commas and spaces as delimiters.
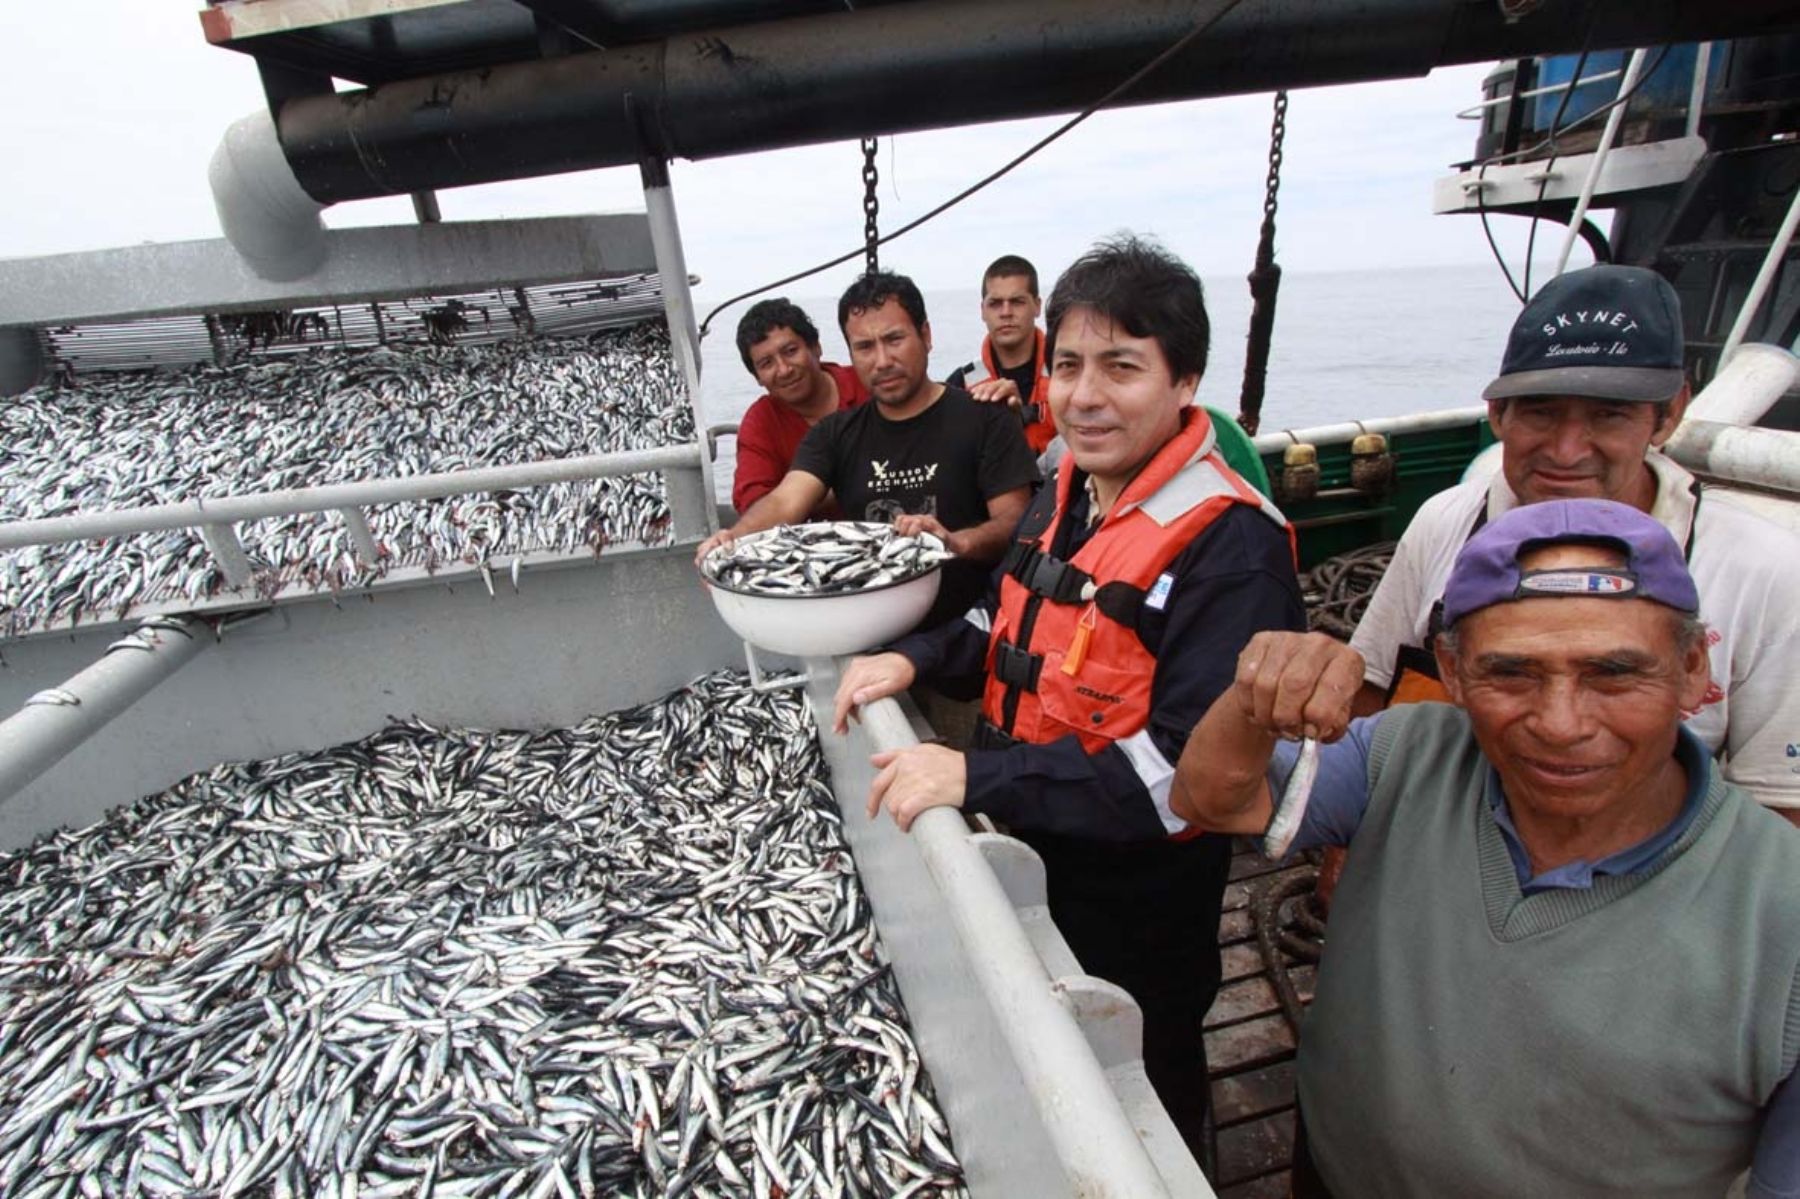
1299, 703, 1800, 1198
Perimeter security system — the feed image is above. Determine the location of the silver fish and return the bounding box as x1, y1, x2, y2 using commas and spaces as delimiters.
1263, 736, 1321, 860
0, 671, 966, 1196
704, 522, 951, 596
0, 323, 688, 638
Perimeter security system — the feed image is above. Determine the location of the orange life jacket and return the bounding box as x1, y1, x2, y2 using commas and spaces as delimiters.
980, 407, 1291, 754
970, 330, 1056, 454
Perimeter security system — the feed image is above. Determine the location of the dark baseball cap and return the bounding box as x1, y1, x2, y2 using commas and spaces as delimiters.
1483, 265, 1686, 404
1442, 498, 1699, 628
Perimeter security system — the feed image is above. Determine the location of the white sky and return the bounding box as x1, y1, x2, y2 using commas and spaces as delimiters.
0, 4, 1556, 312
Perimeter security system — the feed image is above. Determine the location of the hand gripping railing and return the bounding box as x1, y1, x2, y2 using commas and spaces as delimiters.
0, 443, 715, 584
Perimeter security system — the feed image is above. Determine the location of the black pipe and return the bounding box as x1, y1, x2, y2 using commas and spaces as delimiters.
274, 0, 1800, 204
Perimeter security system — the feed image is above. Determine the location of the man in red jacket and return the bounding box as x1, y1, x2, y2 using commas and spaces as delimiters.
731, 298, 868, 515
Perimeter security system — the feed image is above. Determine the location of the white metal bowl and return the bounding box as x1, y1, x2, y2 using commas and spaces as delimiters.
702, 527, 944, 657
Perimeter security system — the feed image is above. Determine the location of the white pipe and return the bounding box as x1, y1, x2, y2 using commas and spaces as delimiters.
1720, 185, 1800, 366
836, 685, 1182, 1197
0, 444, 703, 552
1662, 421, 1800, 495
1681, 343, 1800, 427
0, 618, 209, 804
209, 110, 329, 281
1554, 47, 1651, 279
1686, 42, 1712, 140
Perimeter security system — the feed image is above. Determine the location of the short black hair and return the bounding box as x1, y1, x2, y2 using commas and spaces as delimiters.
1044, 235, 1209, 383
837, 271, 928, 336
736, 298, 820, 374
982, 255, 1039, 299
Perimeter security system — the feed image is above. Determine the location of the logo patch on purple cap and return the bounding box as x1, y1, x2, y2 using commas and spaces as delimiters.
1517, 568, 1638, 598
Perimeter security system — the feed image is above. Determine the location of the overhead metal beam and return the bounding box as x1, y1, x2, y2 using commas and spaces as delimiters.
0, 215, 657, 328
267, 0, 1800, 204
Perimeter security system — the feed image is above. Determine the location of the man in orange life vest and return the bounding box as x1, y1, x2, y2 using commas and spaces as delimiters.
832, 236, 1306, 1164
947, 255, 1058, 455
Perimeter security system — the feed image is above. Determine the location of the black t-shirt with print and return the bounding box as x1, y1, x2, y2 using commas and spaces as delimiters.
792, 386, 1040, 626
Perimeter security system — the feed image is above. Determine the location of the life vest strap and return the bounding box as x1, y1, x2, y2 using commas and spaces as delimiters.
1003, 542, 1154, 629
1002, 543, 1093, 605
992, 641, 1045, 692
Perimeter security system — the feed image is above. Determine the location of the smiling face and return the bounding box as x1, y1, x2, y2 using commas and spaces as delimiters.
844, 298, 933, 412
1437, 543, 1710, 828
746, 325, 826, 409
981, 274, 1042, 360
1490, 393, 1684, 509
1048, 306, 1194, 497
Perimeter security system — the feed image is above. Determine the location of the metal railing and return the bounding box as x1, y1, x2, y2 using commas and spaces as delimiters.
0, 443, 713, 591
1454, 67, 1625, 121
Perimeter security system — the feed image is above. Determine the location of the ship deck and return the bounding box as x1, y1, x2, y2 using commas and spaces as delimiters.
1210, 843, 1318, 1198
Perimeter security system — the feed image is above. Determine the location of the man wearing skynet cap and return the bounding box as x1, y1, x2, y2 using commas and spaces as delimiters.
1349, 263, 1800, 815
1170, 499, 1800, 1199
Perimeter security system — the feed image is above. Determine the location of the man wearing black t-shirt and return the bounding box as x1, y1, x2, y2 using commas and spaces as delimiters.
697, 272, 1038, 629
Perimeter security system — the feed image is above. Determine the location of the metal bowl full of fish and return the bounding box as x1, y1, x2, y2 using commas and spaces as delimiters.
701, 522, 951, 656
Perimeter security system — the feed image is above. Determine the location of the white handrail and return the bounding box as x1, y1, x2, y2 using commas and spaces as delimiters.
0, 443, 705, 552
1554, 47, 1651, 278
817, 675, 1191, 1197
1251, 406, 1488, 453
1686, 42, 1713, 139
1719, 185, 1800, 367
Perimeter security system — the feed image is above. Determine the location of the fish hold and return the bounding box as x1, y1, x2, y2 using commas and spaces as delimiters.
0, 323, 689, 638
0, 670, 967, 1197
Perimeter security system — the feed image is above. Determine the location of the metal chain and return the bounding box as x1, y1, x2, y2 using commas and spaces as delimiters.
1262, 91, 1288, 228
861, 137, 881, 275
1239, 89, 1290, 438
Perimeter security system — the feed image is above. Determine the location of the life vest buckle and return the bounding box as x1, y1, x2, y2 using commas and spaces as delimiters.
993, 641, 1045, 692
1007, 547, 1094, 605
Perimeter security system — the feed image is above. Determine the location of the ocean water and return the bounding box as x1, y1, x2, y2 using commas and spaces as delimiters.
695, 261, 1525, 497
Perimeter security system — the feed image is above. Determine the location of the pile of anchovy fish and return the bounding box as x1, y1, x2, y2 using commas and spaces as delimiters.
0, 673, 965, 1198
0, 325, 688, 637
704, 524, 951, 597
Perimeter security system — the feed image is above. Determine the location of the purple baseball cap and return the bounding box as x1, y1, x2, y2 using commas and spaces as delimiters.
1442, 499, 1699, 628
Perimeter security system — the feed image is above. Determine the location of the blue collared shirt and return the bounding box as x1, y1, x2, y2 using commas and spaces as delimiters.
1270, 713, 1707, 892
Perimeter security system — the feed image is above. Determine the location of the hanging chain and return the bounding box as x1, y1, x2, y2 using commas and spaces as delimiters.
1240, 90, 1290, 438
861, 137, 881, 275
1260, 91, 1288, 245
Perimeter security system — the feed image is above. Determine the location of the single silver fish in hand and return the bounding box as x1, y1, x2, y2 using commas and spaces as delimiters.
1262, 736, 1320, 860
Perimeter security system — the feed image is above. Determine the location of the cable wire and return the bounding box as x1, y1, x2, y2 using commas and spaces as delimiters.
697, 0, 1249, 338
1521, 43, 1594, 301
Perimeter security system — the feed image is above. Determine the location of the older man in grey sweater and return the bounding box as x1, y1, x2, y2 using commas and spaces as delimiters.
1171, 498, 1800, 1198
